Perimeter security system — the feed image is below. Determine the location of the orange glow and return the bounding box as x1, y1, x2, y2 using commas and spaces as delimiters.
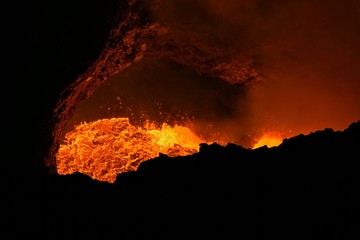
252, 132, 283, 149
56, 117, 206, 183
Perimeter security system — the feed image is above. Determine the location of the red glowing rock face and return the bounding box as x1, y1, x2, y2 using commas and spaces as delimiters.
51, 0, 360, 178
49, 2, 261, 172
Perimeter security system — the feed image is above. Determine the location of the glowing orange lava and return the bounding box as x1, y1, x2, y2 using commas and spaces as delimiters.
56, 117, 207, 183
252, 132, 283, 149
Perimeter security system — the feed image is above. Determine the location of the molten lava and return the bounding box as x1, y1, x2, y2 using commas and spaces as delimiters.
252, 132, 283, 149
56, 117, 206, 183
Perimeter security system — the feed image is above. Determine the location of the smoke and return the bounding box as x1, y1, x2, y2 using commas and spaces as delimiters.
67, 0, 360, 148
246, 0, 360, 134
150, 0, 360, 140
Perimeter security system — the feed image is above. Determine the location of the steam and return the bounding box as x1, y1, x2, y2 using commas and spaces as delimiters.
151, 0, 360, 140
67, 0, 360, 148
246, 0, 360, 135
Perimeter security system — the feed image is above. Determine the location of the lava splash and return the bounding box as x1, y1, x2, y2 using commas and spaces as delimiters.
252, 132, 283, 149
56, 117, 206, 183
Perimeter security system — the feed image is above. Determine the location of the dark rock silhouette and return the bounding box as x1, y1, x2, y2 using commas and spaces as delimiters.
20, 120, 359, 239
21, 1, 360, 239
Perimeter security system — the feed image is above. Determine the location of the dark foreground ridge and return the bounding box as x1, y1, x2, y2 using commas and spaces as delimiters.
23, 2, 360, 239
16, 120, 360, 239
